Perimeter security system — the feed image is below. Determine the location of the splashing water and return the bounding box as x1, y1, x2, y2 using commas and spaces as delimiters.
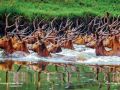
0, 44, 120, 65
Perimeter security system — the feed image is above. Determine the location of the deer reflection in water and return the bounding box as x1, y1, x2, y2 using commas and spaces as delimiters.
91, 65, 120, 90
1, 59, 120, 90
0, 60, 30, 84
0, 60, 14, 83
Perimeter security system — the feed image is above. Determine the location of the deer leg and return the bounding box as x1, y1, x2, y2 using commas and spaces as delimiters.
55, 65, 58, 72
55, 65, 64, 84
27, 71, 33, 83
71, 66, 80, 82
65, 71, 72, 89
14, 72, 19, 84
67, 72, 71, 84
34, 72, 36, 85
6, 71, 8, 83
6, 82, 9, 90
36, 71, 41, 90
62, 72, 66, 83
112, 73, 115, 82
37, 71, 41, 87
47, 72, 50, 82
76, 67, 80, 82
96, 66, 99, 80
118, 72, 120, 83
106, 72, 111, 90
17, 65, 22, 72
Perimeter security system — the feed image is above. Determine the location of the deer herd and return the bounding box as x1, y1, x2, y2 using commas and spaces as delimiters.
0, 13, 119, 84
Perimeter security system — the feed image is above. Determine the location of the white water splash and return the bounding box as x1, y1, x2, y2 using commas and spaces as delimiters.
0, 44, 120, 65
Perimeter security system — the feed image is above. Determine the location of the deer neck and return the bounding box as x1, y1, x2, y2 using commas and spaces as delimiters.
112, 36, 120, 51
96, 40, 107, 56
5, 39, 14, 54
38, 43, 50, 57
21, 41, 29, 53
66, 40, 74, 49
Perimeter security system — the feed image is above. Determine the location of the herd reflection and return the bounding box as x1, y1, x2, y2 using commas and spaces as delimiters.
0, 44, 120, 90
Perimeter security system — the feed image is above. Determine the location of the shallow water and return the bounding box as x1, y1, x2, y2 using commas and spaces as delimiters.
0, 44, 120, 90
0, 44, 120, 65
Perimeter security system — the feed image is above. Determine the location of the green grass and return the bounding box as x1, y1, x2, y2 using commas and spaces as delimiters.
0, 0, 120, 20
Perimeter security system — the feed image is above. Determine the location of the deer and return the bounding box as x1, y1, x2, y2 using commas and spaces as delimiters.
32, 41, 51, 57
0, 15, 31, 81
13, 37, 29, 54
48, 40, 62, 53
95, 29, 120, 56
31, 32, 51, 57
85, 15, 120, 49
0, 14, 30, 55
61, 38, 74, 49
30, 18, 61, 54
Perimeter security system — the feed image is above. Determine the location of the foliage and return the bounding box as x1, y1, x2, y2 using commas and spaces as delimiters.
0, 0, 120, 20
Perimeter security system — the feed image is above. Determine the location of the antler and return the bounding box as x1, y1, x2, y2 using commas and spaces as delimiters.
4, 13, 15, 36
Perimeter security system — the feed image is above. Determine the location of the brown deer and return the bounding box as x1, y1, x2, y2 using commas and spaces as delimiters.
95, 15, 120, 56
73, 36, 85, 45
13, 39, 29, 54
61, 39, 74, 49
0, 37, 14, 54
48, 40, 62, 53
32, 39, 51, 57
96, 35, 120, 56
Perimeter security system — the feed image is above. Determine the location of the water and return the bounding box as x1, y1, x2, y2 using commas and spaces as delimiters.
0, 44, 120, 90
0, 44, 120, 65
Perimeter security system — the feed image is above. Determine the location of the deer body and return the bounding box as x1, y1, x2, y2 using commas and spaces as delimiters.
0, 37, 14, 54
96, 36, 120, 56
74, 36, 85, 45
48, 43, 62, 53
61, 39, 74, 49
13, 40, 29, 53
0, 37, 29, 55
32, 41, 51, 57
